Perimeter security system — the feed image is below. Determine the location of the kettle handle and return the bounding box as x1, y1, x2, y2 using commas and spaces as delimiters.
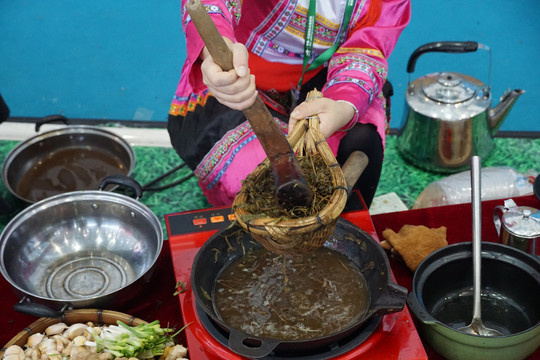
406, 41, 478, 73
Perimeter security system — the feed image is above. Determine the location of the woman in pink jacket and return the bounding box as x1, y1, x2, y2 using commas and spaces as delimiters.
168, 0, 411, 207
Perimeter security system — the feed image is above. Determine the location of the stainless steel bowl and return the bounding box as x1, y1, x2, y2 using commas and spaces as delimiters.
0, 188, 163, 313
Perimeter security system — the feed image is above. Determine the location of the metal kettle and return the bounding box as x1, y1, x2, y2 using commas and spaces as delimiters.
397, 41, 524, 173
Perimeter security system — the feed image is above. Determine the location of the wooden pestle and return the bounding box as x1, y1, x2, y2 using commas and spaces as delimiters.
186, 0, 313, 210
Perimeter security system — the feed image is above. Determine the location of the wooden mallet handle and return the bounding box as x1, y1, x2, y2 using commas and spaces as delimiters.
186, 0, 313, 209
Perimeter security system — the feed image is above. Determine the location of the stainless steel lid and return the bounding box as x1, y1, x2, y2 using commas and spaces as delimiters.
502, 206, 540, 238
422, 72, 477, 104
406, 72, 491, 121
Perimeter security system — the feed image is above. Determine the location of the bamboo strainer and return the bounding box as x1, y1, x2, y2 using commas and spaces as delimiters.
232, 89, 349, 254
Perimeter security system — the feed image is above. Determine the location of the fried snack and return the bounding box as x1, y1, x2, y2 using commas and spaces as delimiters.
382, 225, 447, 271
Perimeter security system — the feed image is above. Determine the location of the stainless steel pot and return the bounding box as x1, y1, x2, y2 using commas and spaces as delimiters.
408, 242, 540, 360
397, 41, 524, 173
2, 117, 135, 203
0, 176, 163, 317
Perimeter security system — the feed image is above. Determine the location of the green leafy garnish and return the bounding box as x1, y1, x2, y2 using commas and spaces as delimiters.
93, 320, 184, 359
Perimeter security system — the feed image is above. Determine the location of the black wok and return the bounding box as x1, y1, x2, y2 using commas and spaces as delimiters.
191, 217, 407, 358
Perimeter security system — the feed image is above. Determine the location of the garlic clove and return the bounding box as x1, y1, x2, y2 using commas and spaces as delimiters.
43, 350, 62, 360
161, 344, 189, 360
37, 339, 56, 353
68, 346, 88, 360
24, 347, 39, 360
32, 353, 40, 360
62, 342, 73, 357
71, 336, 86, 347
52, 335, 64, 354
4, 345, 25, 360
57, 334, 70, 347
64, 323, 88, 340
44, 323, 68, 336
26, 333, 45, 348
3, 354, 22, 360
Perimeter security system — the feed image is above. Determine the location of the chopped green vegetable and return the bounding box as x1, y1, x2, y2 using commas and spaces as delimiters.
174, 281, 187, 295
93, 320, 183, 359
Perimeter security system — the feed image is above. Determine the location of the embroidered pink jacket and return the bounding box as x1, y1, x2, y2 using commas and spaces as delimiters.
171, 0, 410, 147
170, 0, 410, 206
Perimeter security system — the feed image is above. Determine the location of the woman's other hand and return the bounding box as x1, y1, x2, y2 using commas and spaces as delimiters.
288, 98, 357, 139
200, 37, 257, 110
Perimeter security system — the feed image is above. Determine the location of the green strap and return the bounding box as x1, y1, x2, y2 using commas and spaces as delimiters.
296, 0, 356, 93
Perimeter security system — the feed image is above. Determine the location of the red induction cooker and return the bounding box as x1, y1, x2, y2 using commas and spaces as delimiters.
165, 194, 428, 359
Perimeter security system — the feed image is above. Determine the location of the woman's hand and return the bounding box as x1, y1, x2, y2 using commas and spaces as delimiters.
200, 37, 257, 110
288, 98, 357, 139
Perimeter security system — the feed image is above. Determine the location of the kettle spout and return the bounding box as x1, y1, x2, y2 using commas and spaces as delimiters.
488, 89, 525, 135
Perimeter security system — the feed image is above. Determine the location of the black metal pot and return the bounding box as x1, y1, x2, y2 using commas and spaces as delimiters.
2, 116, 135, 203
408, 242, 540, 360
191, 217, 407, 358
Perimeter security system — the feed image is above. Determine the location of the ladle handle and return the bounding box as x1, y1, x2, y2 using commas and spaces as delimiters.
471, 155, 482, 321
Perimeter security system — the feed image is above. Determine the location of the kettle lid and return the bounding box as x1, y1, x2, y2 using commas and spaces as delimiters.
421, 72, 478, 104
502, 206, 540, 238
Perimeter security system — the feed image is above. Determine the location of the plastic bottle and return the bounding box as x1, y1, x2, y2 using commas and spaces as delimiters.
413, 167, 535, 209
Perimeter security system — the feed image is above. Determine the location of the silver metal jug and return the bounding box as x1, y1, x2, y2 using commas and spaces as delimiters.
397, 41, 524, 173
493, 199, 540, 257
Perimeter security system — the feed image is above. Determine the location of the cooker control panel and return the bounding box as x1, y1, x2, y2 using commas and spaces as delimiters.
166, 207, 236, 236
165, 190, 366, 237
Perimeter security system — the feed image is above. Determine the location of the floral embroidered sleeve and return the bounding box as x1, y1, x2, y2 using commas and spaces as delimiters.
322, 0, 411, 126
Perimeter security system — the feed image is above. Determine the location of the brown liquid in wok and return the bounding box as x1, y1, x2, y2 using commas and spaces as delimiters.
16, 147, 127, 202
214, 247, 370, 341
